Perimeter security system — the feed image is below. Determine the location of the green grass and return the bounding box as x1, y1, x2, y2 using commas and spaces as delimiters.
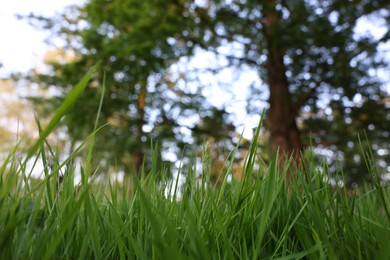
1, 70, 390, 259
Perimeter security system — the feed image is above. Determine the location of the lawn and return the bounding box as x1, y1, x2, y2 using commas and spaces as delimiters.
1, 69, 389, 259
1, 131, 390, 259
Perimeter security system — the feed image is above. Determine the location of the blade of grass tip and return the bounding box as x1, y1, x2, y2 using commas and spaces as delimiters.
171, 160, 182, 203
252, 151, 280, 260
201, 141, 211, 188
33, 116, 55, 208
151, 141, 158, 176
25, 65, 97, 163
80, 73, 105, 259
237, 111, 265, 207
0, 144, 20, 193
217, 129, 244, 203
213, 128, 245, 187
171, 148, 186, 200
25, 124, 107, 197
6, 142, 32, 191
242, 112, 264, 181
83, 71, 105, 187
358, 133, 390, 223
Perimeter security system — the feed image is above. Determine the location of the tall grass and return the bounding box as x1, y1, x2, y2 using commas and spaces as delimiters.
1, 70, 390, 259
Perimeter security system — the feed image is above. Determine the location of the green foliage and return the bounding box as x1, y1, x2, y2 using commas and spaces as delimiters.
22, 0, 237, 173
197, 0, 390, 183
21, 0, 390, 183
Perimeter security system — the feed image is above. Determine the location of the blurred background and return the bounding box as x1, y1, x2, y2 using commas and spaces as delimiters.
1, 0, 389, 188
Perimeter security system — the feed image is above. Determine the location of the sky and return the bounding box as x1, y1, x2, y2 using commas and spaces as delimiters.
0, 1, 82, 177
1, 1, 389, 75
0, 0, 81, 77
1, 1, 389, 85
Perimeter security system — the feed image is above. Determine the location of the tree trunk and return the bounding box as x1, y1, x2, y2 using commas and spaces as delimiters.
263, 0, 302, 176
266, 52, 302, 157
133, 78, 147, 173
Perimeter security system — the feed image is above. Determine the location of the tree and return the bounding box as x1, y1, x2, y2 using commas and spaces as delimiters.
22, 0, 390, 184
21, 1, 237, 175
195, 0, 390, 183
190, 0, 390, 181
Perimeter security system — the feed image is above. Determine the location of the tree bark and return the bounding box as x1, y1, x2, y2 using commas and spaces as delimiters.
133, 78, 147, 174
263, 0, 302, 176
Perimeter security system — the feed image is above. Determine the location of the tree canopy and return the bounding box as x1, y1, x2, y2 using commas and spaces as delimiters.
22, 0, 390, 185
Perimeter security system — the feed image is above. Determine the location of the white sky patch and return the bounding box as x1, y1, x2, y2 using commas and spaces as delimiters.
355, 16, 388, 40
176, 49, 264, 139
354, 15, 390, 93
0, 0, 81, 76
